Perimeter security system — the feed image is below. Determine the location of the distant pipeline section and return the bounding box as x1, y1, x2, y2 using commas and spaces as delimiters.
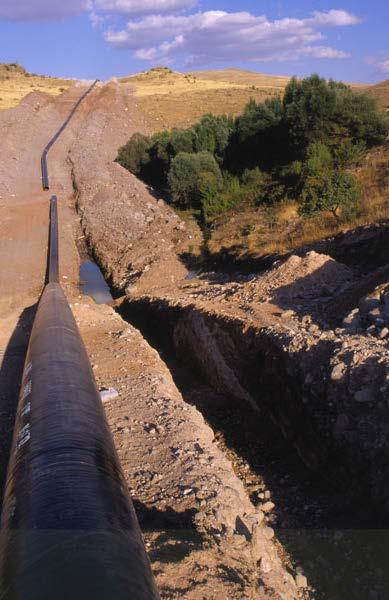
0, 197, 159, 599
41, 79, 98, 190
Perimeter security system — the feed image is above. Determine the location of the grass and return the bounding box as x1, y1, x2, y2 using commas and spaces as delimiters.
0, 63, 72, 111
122, 66, 286, 130
206, 142, 389, 262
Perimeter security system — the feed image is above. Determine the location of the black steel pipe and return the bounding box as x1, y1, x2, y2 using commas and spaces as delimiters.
47, 195, 59, 284
41, 80, 98, 190
0, 200, 160, 599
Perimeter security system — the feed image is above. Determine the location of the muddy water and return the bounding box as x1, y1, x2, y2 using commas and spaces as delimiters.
79, 261, 113, 304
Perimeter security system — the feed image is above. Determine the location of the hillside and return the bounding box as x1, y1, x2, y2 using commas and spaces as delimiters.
365, 79, 389, 111
189, 67, 290, 88
0, 63, 72, 110
118, 70, 389, 269
124, 66, 287, 129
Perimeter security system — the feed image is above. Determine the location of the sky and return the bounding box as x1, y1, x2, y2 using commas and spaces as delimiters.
0, 0, 388, 83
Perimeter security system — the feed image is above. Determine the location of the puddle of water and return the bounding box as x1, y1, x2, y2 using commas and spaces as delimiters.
79, 261, 113, 304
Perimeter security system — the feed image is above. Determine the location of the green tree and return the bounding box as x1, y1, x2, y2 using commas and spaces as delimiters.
168, 128, 196, 156
193, 114, 234, 159
116, 133, 151, 176
304, 141, 333, 177
299, 171, 360, 219
283, 74, 338, 153
168, 151, 222, 208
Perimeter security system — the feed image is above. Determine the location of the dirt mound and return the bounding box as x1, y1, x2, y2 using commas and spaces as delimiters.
0, 63, 27, 78
255, 251, 355, 305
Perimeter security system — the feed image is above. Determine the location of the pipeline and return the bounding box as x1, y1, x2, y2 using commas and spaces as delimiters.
0, 197, 160, 599
41, 80, 98, 190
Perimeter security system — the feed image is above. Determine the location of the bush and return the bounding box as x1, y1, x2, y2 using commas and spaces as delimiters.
200, 172, 234, 223
168, 151, 223, 209
283, 75, 389, 156
283, 75, 338, 153
299, 171, 360, 219
304, 142, 333, 177
193, 114, 234, 159
116, 133, 151, 176
116, 73, 387, 223
333, 139, 367, 168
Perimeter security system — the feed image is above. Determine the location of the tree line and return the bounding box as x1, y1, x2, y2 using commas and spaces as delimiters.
117, 74, 388, 224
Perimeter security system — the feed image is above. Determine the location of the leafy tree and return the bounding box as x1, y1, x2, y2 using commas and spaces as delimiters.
146, 131, 172, 186
168, 128, 196, 156
116, 133, 151, 176
225, 97, 286, 171
304, 141, 333, 177
333, 139, 367, 168
193, 114, 234, 159
168, 151, 222, 209
299, 171, 360, 219
334, 90, 389, 146
199, 172, 227, 222
283, 74, 338, 153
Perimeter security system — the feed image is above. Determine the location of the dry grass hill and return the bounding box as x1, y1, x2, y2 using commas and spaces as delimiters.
123, 66, 288, 129
0, 63, 72, 110
365, 79, 389, 111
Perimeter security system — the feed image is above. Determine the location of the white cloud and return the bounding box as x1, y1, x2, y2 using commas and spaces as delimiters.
94, 0, 197, 16
0, 0, 91, 21
104, 9, 359, 65
309, 9, 361, 27
378, 60, 389, 74
366, 54, 389, 75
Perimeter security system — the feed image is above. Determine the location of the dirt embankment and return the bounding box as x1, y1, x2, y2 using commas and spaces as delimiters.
2, 75, 388, 599
0, 80, 306, 599
66, 83, 389, 600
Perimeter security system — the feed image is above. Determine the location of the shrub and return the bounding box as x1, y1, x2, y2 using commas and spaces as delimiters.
299, 171, 360, 219
304, 142, 333, 177
116, 133, 151, 176
168, 151, 222, 209
199, 172, 232, 223
193, 114, 234, 159
333, 139, 367, 168
283, 74, 338, 153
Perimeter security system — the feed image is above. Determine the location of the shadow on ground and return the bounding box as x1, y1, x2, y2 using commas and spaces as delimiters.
0, 304, 36, 506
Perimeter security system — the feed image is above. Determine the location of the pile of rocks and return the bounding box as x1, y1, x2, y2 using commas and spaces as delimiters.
343, 284, 389, 338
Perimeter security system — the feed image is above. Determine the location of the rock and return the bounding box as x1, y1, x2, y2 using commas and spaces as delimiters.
263, 526, 275, 540
281, 310, 295, 319
261, 501, 275, 513
295, 574, 308, 589
359, 296, 380, 315
331, 363, 346, 382
367, 308, 383, 325
343, 312, 361, 332
354, 388, 373, 403
379, 328, 389, 339
259, 556, 272, 574
100, 388, 119, 403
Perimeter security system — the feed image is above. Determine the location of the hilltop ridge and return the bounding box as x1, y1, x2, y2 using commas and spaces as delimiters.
0, 62, 72, 110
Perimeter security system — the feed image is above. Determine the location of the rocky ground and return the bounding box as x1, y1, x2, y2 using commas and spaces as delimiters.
0, 80, 306, 599
1, 78, 389, 599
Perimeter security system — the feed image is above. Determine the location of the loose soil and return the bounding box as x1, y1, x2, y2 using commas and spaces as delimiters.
1, 72, 389, 600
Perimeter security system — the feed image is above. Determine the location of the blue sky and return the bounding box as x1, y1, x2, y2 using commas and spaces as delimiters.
0, 0, 388, 83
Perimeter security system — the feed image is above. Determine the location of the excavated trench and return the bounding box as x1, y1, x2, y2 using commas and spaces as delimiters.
115, 297, 388, 600
72, 166, 389, 598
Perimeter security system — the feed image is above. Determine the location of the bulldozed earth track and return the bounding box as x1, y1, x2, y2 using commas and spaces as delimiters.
0, 78, 388, 599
